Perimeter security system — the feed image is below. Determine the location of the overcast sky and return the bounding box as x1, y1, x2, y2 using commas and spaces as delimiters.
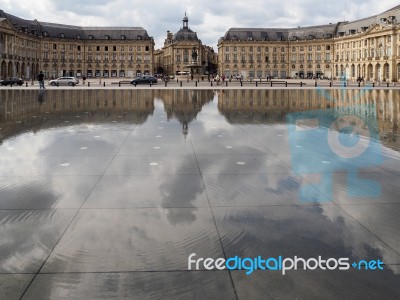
1, 0, 399, 50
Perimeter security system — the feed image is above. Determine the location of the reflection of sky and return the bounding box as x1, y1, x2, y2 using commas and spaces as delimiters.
320, 205, 400, 275
160, 175, 203, 224
0, 130, 61, 175
216, 205, 400, 276
0, 89, 399, 278
197, 93, 236, 134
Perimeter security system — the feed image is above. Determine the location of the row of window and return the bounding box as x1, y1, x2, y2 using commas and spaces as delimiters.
10, 50, 39, 59
335, 47, 393, 60
15, 38, 40, 48
175, 49, 195, 53
43, 44, 151, 52
224, 45, 331, 53
43, 52, 150, 61
175, 55, 191, 62
223, 53, 331, 62
336, 35, 397, 49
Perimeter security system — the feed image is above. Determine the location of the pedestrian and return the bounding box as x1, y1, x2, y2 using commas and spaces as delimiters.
37, 71, 45, 89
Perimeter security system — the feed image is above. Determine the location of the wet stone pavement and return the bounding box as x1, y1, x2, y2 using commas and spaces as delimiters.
0, 89, 399, 299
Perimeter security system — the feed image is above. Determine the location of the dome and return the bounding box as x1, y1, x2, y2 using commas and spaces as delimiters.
172, 28, 199, 42
172, 13, 199, 42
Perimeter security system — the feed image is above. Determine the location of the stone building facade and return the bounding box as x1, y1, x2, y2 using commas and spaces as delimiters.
218, 5, 400, 82
0, 10, 154, 79
3, 6, 400, 82
155, 14, 217, 76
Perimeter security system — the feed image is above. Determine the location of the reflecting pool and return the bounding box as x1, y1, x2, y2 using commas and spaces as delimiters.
0, 89, 399, 299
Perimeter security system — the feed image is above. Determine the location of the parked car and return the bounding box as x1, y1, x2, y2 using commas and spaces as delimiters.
131, 75, 157, 85
49, 77, 79, 86
0, 77, 24, 86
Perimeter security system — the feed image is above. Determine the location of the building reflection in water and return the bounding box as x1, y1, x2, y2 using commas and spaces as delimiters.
0, 89, 399, 151
0, 89, 215, 143
218, 89, 400, 151
155, 89, 214, 138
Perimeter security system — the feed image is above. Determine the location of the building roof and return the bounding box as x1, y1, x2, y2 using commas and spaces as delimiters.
82, 27, 149, 40
172, 28, 199, 42
221, 5, 400, 42
0, 10, 41, 34
223, 24, 337, 42
337, 5, 400, 36
0, 10, 152, 40
172, 14, 199, 42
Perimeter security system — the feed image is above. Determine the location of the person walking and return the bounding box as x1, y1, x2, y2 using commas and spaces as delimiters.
37, 71, 45, 89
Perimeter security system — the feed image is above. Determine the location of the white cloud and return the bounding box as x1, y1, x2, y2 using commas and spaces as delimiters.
1, 0, 399, 49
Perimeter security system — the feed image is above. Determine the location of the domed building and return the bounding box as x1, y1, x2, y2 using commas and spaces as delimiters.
154, 14, 217, 77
